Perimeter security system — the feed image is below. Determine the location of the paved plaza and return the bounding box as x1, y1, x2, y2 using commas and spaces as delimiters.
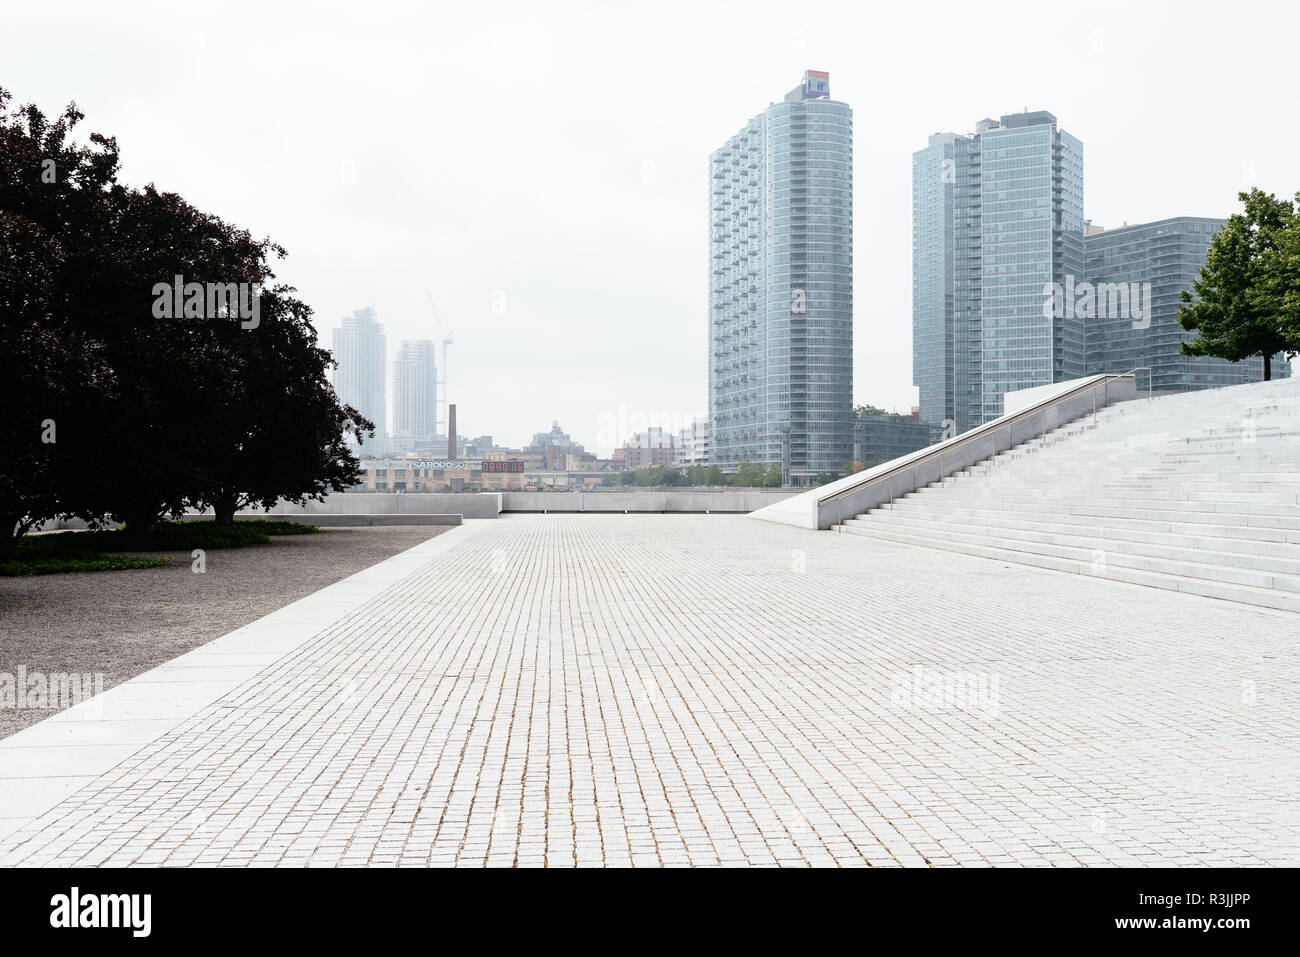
1, 514, 1297, 867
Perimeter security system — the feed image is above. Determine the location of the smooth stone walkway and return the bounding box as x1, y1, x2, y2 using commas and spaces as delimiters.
1, 514, 1296, 866
0, 523, 482, 844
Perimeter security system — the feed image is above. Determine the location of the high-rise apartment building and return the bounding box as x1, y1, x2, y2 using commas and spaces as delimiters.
392, 339, 438, 449
1084, 218, 1289, 390
709, 70, 853, 481
913, 111, 1084, 432
912, 134, 958, 431
331, 307, 386, 451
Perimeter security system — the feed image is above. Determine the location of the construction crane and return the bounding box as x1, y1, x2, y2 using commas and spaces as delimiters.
424, 290, 454, 441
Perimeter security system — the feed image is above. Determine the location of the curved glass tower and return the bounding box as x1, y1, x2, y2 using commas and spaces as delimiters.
709, 71, 853, 482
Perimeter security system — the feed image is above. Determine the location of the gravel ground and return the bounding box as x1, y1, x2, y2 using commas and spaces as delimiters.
0, 525, 450, 739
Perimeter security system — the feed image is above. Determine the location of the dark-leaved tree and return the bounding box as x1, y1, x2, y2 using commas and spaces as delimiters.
0, 90, 118, 556
192, 279, 372, 525
1, 89, 371, 543
1258, 193, 1300, 357
0, 213, 67, 558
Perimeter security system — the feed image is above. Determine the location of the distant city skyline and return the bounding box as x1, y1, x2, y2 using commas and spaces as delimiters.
9, 1, 1298, 453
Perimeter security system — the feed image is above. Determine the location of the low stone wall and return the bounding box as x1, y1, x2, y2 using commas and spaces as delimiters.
501, 490, 798, 513
221, 513, 462, 527
197, 493, 504, 521
36, 490, 797, 531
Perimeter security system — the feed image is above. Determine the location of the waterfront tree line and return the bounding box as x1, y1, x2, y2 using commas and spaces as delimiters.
613, 462, 783, 488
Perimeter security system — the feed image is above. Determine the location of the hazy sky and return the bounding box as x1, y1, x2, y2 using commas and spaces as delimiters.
6, 0, 1298, 453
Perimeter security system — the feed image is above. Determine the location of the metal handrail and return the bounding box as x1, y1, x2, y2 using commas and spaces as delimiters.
1117, 366, 1152, 397
818, 373, 1134, 508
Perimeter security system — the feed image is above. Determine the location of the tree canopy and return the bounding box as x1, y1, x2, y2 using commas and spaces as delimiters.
0, 89, 370, 555
1179, 188, 1300, 379
614, 461, 781, 488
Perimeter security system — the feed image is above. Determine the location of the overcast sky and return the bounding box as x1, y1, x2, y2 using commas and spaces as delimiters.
6, 0, 1298, 453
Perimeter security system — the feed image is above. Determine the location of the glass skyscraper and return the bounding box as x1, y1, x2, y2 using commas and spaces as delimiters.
709, 71, 853, 481
913, 111, 1083, 432
912, 133, 957, 430
1084, 217, 1290, 390
392, 339, 438, 448
331, 307, 387, 451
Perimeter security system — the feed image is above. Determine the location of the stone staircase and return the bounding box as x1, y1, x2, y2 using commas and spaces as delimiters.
834, 376, 1300, 612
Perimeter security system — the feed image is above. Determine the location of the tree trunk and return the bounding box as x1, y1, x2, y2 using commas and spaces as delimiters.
212, 492, 239, 527
1264, 353, 1272, 381
122, 506, 159, 537
0, 515, 19, 562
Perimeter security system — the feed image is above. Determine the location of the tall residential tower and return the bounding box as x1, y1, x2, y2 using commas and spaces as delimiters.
709, 70, 853, 481
392, 339, 438, 449
331, 307, 387, 451
913, 111, 1084, 432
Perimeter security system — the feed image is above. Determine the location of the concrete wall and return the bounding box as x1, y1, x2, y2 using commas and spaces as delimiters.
37, 490, 795, 531
221, 513, 462, 527
188, 493, 503, 522
502, 490, 798, 513
266, 493, 501, 519
243, 491, 797, 518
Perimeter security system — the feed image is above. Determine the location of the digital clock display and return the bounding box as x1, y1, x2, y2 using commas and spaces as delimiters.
481, 461, 525, 474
